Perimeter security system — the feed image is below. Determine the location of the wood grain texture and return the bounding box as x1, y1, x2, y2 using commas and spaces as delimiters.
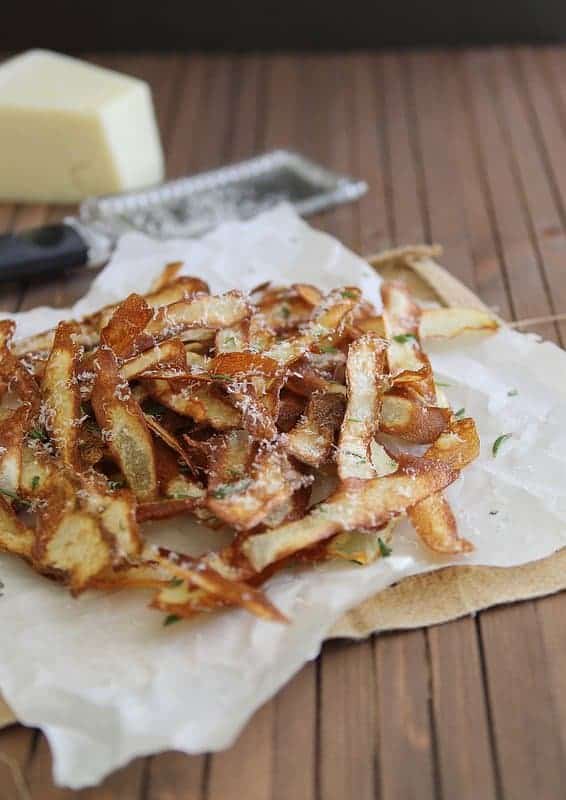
1, 48, 566, 800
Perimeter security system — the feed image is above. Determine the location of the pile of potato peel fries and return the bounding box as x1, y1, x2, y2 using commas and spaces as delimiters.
0, 259, 498, 624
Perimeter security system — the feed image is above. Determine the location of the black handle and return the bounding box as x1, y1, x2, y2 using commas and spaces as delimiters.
0, 224, 89, 283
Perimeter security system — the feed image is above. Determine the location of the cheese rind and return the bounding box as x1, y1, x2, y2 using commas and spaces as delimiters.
0, 50, 164, 204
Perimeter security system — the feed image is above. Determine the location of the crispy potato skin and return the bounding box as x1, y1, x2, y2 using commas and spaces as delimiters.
91, 347, 158, 502
0, 272, 491, 622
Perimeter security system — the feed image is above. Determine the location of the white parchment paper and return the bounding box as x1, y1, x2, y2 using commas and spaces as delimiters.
1, 205, 566, 788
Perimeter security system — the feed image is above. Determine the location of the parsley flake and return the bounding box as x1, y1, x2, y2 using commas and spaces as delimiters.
454, 408, 466, 419
31, 476, 40, 491
280, 304, 291, 320
0, 488, 20, 501
344, 450, 367, 462
211, 373, 234, 382
392, 333, 417, 344
28, 427, 48, 443
108, 480, 125, 491
435, 380, 452, 388
320, 345, 338, 354
492, 433, 512, 457
211, 478, 253, 500
348, 417, 362, 423
507, 389, 519, 397
378, 538, 392, 557
169, 578, 184, 588
341, 290, 358, 300
163, 614, 181, 627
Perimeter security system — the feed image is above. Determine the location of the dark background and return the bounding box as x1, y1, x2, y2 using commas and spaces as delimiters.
2, 0, 566, 50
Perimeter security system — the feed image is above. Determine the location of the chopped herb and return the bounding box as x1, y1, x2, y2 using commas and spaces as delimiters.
347, 417, 362, 423
378, 538, 392, 557
507, 388, 519, 397
211, 373, 234, 382
211, 477, 253, 500
224, 335, 237, 346
108, 479, 125, 491
31, 476, 40, 491
454, 408, 466, 419
28, 427, 48, 443
0, 488, 20, 501
168, 578, 184, 588
171, 491, 191, 500
392, 333, 417, 344
163, 614, 181, 627
435, 380, 452, 388
228, 468, 244, 479
341, 290, 357, 299
492, 433, 512, 457
344, 450, 367, 462
280, 304, 291, 320
320, 345, 338, 354
0, 488, 31, 510
489, 510, 499, 516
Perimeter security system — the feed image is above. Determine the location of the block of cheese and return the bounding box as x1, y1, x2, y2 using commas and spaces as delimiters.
0, 50, 164, 204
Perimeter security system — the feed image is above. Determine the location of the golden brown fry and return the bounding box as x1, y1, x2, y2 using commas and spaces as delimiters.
0, 496, 34, 560
0, 405, 28, 494
148, 546, 287, 622
407, 418, 480, 553
409, 492, 472, 554
419, 307, 498, 339
242, 455, 458, 572
338, 334, 389, 479
122, 339, 188, 381
100, 293, 154, 359
143, 291, 250, 345
41, 322, 81, 469
265, 287, 361, 365
380, 389, 451, 444
207, 444, 310, 531
91, 348, 158, 501
144, 379, 241, 429
287, 391, 345, 467
150, 261, 184, 292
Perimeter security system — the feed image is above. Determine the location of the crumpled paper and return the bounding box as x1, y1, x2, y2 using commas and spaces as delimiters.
1, 205, 566, 788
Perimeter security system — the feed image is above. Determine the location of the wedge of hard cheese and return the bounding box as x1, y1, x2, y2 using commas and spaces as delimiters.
0, 50, 164, 204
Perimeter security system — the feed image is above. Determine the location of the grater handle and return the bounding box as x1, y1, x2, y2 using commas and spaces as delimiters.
0, 224, 89, 283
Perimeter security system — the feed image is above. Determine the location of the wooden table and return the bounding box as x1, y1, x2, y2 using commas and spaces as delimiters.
1, 47, 566, 800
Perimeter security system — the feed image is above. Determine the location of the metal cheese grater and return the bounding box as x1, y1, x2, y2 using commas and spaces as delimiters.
0, 151, 367, 283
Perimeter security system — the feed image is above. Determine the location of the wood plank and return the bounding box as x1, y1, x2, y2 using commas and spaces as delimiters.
272, 664, 316, 800
148, 752, 205, 800
26, 733, 147, 800
461, 49, 557, 338
406, 49, 499, 800
351, 53, 393, 255
513, 46, 566, 342
437, 51, 511, 318
0, 726, 33, 800
379, 52, 427, 246
406, 52, 477, 288
375, 630, 436, 800
459, 48, 566, 800
489, 47, 566, 346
